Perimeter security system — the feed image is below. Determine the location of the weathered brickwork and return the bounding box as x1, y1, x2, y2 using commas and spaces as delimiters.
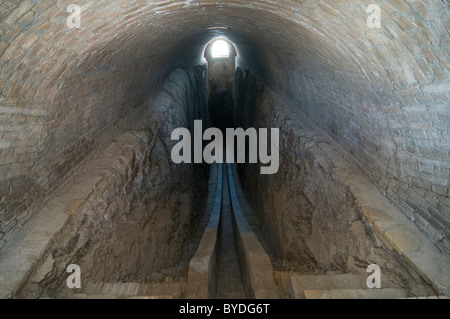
286, 63, 449, 254
0, 0, 449, 254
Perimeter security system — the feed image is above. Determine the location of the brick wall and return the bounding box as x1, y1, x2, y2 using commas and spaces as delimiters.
282, 62, 449, 254
0, 0, 448, 254
272, 2, 450, 254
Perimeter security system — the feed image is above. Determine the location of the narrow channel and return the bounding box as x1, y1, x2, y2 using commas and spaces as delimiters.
215, 164, 246, 298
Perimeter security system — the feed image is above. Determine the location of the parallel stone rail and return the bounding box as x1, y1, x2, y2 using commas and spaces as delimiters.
185, 162, 281, 299
227, 163, 280, 299
184, 163, 222, 298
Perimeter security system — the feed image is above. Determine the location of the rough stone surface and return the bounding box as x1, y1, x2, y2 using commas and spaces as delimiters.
0, 0, 449, 299
0, 0, 448, 255
242, 86, 448, 296
9, 67, 208, 298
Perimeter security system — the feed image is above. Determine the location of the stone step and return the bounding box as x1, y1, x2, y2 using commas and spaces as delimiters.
69, 293, 176, 299
288, 273, 369, 299
68, 294, 117, 299
82, 282, 185, 298
137, 282, 184, 297
274, 270, 332, 290
303, 288, 408, 299
274, 271, 301, 294
402, 296, 449, 299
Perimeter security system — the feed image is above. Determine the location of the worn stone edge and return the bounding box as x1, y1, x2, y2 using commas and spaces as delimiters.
0, 131, 148, 299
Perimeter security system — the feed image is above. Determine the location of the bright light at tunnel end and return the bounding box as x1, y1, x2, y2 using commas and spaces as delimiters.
211, 40, 230, 58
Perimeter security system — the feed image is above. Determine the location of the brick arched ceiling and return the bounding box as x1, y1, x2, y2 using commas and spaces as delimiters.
0, 1, 449, 251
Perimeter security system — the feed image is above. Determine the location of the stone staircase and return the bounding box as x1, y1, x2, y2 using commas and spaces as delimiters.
69, 282, 185, 299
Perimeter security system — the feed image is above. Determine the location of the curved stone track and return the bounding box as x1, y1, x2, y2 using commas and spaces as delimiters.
215, 164, 246, 299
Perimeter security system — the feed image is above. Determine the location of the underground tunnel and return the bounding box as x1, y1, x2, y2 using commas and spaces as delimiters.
0, 0, 449, 299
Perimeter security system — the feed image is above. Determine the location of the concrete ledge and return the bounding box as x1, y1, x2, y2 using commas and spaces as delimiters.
287, 273, 368, 299
315, 135, 450, 296
303, 288, 408, 299
272, 104, 449, 297
184, 163, 222, 299
227, 164, 280, 299
80, 282, 184, 299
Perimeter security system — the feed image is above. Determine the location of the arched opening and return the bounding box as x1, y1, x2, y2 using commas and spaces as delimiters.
204, 38, 237, 131
211, 40, 230, 58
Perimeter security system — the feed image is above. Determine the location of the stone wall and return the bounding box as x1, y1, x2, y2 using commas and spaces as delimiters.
283, 60, 450, 255
16, 67, 209, 297
242, 87, 440, 295
0, 0, 448, 257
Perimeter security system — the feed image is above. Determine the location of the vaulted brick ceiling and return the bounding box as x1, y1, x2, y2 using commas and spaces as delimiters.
0, 1, 449, 251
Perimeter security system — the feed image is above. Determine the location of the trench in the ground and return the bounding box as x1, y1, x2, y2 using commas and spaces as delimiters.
16, 40, 439, 299
216, 163, 246, 299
